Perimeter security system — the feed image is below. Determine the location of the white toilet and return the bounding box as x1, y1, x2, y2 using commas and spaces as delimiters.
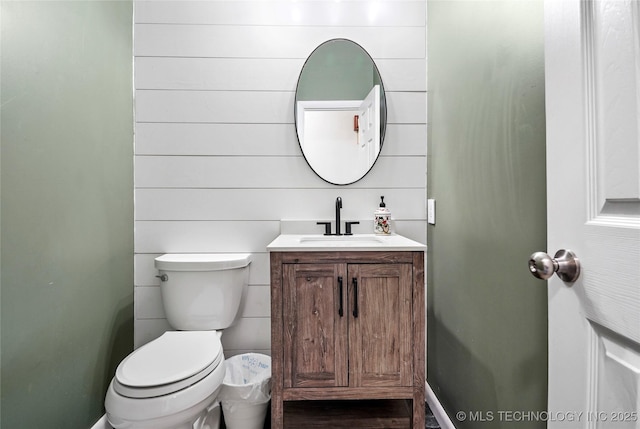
105, 253, 252, 429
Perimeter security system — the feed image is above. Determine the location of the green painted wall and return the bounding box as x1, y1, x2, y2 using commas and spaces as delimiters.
296, 40, 376, 101
1, 1, 134, 427
426, 1, 547, 428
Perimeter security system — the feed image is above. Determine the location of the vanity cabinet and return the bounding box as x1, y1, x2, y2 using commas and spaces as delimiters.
270, 251, 425, 429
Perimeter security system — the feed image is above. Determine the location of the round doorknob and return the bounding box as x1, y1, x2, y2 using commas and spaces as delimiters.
528, 249, 580, 282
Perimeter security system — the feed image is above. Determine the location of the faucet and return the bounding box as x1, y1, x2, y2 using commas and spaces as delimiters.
317, 196, 350, 235
335, 197, 342, 235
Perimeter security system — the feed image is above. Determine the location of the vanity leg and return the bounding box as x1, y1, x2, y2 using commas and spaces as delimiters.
271, 397, 283, 429
412, 251, 426, 429
413, 389, 425, 428
270, 252, 284, 429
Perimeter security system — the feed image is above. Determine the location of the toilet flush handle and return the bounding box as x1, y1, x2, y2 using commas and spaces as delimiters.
155, 274, 168, 282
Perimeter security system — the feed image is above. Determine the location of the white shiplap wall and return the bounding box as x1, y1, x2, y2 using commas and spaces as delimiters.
133, 0, 427, 355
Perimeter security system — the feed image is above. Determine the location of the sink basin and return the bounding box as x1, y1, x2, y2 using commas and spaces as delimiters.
299, 235, 385, 245
266, 233, 426, 252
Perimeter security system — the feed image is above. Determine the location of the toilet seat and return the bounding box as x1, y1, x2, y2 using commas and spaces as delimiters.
113, 331, 223, 399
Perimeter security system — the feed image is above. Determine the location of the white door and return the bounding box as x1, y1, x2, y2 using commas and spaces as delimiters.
544, 0, 640, 427
358, 85, 381, 166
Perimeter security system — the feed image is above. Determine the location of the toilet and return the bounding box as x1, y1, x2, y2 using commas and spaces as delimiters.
105, 253, 252, 429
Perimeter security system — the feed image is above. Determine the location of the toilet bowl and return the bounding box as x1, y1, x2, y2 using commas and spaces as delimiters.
105, 253, 251, 429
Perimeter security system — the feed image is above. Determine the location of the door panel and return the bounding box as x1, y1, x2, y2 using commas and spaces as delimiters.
545, 0, 640, 426
358, 84, 381, 166
593, 325, 640, 428
348, 264, 413, 387
283, 264, 348, 388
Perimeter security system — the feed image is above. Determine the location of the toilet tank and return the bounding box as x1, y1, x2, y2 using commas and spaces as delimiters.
154, 254, 251, 331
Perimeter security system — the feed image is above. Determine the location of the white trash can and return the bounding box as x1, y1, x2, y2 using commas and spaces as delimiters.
219, 353, 271, 429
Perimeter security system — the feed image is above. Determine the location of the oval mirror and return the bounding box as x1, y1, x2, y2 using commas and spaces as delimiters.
295, 39, 387, 185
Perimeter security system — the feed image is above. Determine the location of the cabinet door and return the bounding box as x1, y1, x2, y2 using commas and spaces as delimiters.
283, 263, 348, 388
348, 264, 413, 387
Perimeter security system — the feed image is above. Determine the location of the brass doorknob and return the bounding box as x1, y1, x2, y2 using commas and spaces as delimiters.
528, 249, 580, 282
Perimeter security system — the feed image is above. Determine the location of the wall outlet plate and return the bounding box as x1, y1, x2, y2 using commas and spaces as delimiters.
427, 199, 436, 225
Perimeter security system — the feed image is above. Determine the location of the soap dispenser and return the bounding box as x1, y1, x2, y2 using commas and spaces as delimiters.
374, 196, 391, 235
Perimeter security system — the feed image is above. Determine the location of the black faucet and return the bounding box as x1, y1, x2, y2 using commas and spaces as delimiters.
317, 197, 350, 235
335, 197, 342, 235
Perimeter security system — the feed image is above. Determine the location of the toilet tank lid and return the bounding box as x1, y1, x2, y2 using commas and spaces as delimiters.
155, 253, 252, 271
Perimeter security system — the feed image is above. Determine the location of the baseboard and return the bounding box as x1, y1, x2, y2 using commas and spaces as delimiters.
90, 415, 112, 429
425, 381, 457, 429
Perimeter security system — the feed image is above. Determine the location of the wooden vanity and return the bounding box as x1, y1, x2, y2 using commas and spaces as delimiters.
268, 235, 425, 429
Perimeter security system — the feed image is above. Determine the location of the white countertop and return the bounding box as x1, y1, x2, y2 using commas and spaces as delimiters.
266, 233, 427, 252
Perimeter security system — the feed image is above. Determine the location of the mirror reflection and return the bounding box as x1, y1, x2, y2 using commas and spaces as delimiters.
295, 39, 387, 185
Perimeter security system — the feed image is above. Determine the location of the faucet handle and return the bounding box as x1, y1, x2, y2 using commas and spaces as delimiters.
344, 221, 360, 235
317, 221, 332, 235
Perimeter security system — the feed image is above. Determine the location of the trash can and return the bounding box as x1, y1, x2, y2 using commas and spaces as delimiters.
219, 353, 271, 429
